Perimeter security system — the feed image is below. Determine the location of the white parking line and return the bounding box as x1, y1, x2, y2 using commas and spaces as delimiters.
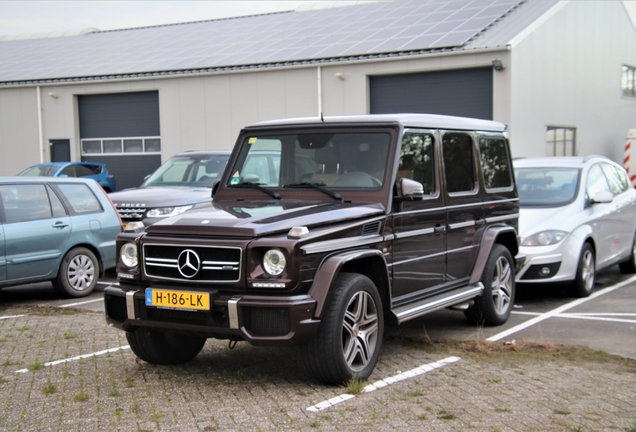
15, 345, 130, 373
488, 274, 636, 342
0, 314, 26, 320
555, 314, 636, 324
59, 298, 103, 308
306, 356, 461, 412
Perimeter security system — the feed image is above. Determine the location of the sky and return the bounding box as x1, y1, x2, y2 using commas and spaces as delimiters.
0, 1, 636, 38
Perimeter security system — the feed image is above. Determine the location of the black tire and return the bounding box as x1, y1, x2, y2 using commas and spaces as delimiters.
126, 328, 206, 365
52, 247, 99, 298
465, 244, 515, 326
569, 243, 595, 298
618, 233, 636, 274
302, 273, 384, 385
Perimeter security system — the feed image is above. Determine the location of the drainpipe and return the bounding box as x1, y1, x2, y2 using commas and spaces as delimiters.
317, 66, 322, 116
36, 86, 44, 163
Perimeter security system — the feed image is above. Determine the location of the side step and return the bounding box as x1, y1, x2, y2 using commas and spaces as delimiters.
391, 283, 484, 325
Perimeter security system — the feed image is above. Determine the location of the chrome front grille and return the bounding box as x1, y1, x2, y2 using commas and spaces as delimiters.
116, 207, 146, 221
143, 243, 241, 282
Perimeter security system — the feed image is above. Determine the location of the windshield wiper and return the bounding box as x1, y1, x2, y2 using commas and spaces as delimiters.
283, 182, 342, 201
229, 182, 281, 199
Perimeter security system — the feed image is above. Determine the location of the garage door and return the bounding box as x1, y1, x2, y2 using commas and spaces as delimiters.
78, 91, 161, 190
369, 67, 493, 120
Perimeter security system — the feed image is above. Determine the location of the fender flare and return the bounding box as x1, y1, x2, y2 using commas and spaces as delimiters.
469, 225, 519, 284
308, 249, 389, 318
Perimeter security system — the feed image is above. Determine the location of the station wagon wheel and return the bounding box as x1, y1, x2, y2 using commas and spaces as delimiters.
52, 247, 99, 298
618, 232, 636, 274
302, 272, 384, 385
126, 328, 206, 365
465, 244, 515, 326
570, 243, 595, 298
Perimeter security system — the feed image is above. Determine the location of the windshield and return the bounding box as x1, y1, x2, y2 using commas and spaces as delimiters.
515, 167, 581, 207
228, 132, 392, 189
18, 165, 59, 176
144, 154, 229, 187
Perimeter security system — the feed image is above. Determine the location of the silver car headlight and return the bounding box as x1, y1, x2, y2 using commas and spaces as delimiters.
120, 243, 138, 268
145, 205, 193, 218
263, 249, 286, 277
522, 230, 569, 246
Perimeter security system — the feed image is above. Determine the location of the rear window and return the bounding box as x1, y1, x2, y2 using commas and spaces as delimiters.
57, 183, 103, 214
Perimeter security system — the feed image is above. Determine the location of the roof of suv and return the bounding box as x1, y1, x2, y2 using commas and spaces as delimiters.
247, 114, 507, 133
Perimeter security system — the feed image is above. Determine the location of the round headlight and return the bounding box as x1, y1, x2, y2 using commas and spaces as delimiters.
263, 249, 286, 277
120, 243, 138, 268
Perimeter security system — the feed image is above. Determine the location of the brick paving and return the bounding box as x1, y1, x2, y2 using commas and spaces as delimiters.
1, 304, 635, 431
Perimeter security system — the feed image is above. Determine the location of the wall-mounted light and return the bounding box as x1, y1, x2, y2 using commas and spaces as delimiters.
335, 73, 345, 80
492, 59, 505, 71
48, 92, 58, 98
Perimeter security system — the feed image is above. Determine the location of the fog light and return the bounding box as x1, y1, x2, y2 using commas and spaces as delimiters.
540, 267, 551, 275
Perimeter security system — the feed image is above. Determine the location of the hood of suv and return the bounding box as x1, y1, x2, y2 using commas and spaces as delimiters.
109, 186, 212, 208
145, 200, 385, 238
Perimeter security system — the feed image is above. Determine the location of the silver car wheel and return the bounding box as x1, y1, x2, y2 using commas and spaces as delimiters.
67, 253, 96, 291
342, 291, 379, 372
491, 256, 513, 315
580, 249, 595, 291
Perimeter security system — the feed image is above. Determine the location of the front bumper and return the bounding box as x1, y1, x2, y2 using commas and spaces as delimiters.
104, 284, 320, 346
515, 242, 579, 283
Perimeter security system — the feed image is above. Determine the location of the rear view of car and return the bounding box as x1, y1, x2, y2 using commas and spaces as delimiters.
17, 161, 117, 192
514, 156, 636, 297
0, 177, 122, 297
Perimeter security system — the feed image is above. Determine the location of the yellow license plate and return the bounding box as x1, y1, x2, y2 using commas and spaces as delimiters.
145, 289, 210, 311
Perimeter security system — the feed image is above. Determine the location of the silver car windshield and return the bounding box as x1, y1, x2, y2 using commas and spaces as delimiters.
228, 132, 391, 189
144, 154, 229, 187
515, 167, 581, 207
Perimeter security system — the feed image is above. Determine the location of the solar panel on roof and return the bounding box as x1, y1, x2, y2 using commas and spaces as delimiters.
0, 0, 529, 83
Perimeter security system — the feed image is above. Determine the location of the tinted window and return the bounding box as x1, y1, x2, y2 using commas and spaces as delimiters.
479, 138, 512, 189
0, 184, 53, 223
516, 168, 580, 207
399, 132, 435, 195
601, 163, 628, 195
586, 164, 610, 202
57, 184, 103, 214
443, 133, 474, 193
59, 166, 76, 177
75, 164, 99, 177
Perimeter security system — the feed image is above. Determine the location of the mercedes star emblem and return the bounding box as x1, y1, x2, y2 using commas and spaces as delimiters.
177, 249, 201, 278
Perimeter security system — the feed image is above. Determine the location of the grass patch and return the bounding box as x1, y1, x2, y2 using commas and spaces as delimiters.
437, 410, 456, 420
417, 413, 427, 420
343, 377, 366, 395
63, 333, 77, 340
624, 422, 636, 432
108, 388, 120, 397
27, 361, 45, 371
27, 304, 82, 316
73, 391, 89, 402
388, 335, 636, 370
41, 383, 57, 395
309, 421, 319, 428
495, 407, 511, 413
1, 360, 18, 366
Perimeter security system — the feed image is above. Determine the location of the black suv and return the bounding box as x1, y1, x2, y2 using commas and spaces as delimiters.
105, 114, 521, 384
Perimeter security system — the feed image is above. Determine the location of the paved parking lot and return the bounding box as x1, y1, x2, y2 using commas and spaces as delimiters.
0, 269, 635, 431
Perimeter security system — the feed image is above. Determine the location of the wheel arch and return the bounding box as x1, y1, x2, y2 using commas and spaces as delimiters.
308, 249, 390, 319
63, 243, 105, 277
469, 225, 519, 284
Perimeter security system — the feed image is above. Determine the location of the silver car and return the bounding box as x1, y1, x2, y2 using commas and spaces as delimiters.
514, 156, 636, 297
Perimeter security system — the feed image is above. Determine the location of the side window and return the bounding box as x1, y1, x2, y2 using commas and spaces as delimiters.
586, 164, 610, 202
399, 132, 435, 195
0, 184, 53, 223
47, 185, 67, 217
57, 184, 103, 214
601, 163, 627, 195
59, 166, 76, 177
74, 165, 98, 177
442, 133, 475, 194
479, 138, 512, 190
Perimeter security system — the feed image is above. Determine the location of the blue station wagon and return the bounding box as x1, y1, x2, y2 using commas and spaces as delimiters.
18, 161, 117, 193
0, 177, 123, 297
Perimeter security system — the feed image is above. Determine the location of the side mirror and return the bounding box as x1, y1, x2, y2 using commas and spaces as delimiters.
211, 180, 220, 198
397, 178, 424, 201
592, 190, 614, 204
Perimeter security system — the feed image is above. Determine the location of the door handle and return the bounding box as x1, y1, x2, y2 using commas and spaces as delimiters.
52, 222, 69, 229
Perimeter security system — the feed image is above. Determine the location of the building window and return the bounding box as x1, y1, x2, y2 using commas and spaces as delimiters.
80, 136, 161, 155
546, 127, 576, 156
622, 65, 636, 97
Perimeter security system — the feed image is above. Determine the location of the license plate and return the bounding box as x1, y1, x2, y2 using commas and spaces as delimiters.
145, 288, 210, 311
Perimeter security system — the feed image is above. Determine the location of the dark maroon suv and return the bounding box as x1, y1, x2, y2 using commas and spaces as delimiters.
105, 114, 521, 384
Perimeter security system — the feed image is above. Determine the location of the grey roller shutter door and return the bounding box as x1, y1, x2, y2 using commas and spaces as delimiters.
370, 68, 493, 120
78, 91, 160, 138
